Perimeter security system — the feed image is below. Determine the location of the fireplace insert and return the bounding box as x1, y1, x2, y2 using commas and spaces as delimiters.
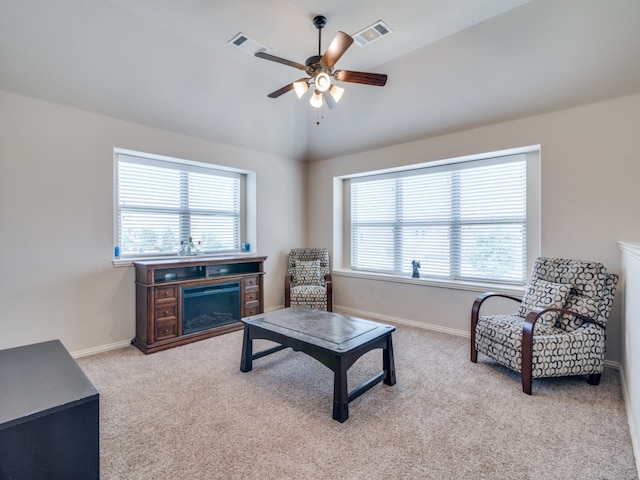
182, 282, 241, 335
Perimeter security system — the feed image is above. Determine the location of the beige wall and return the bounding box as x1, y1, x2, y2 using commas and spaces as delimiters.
307, 92, 640, 363
1, 89, 638, 362
0, 90, 305, 354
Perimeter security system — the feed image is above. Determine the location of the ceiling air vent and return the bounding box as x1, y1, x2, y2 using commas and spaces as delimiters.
228, 33, 269, 55
352, 20, 392, 47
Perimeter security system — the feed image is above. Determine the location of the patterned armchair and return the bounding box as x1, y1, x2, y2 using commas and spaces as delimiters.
285, 248, 333, 311
471, 257, 618, 394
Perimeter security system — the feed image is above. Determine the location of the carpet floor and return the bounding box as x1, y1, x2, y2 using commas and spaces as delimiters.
77, 323, 638, 479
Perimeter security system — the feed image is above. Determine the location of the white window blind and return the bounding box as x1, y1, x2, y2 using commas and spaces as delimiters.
350, 154, 527, 284
116, 153, 241, 258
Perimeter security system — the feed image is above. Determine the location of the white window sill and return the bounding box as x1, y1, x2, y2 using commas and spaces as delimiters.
112, 252, 258, 268
332, 268, 525, 296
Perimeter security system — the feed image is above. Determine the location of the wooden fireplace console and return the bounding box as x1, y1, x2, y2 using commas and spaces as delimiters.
133, 255, 266, 354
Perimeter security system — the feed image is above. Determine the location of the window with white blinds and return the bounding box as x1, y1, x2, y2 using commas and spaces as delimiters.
116, 152, 242, 258
350, 154, 528, 285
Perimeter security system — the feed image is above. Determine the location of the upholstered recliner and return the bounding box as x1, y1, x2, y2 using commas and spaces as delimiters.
285, 248, 333, 311
471, 257, 618, 394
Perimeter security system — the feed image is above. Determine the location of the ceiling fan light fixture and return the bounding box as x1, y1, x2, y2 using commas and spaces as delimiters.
293, 79, 309, 99
315, 72, 331, 92
253, 15, 388, 110
329, 84, 344, 103
309, 90, 323, 108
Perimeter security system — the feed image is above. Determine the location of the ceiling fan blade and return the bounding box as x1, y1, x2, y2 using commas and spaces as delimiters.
255, 52, 308, 71
334, 70, 388, 87
267, 83, 295, 98
321, 31, 354, 68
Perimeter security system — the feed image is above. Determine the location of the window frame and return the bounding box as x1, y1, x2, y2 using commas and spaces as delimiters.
113, 148, 256, 263
334, 146, 540, 291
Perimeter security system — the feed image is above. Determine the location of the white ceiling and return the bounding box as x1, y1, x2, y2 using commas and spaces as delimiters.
1, 0, 640, 161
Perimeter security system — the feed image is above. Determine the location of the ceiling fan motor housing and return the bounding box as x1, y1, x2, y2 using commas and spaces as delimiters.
305, 55, 323, 68
313, 15, 327, 29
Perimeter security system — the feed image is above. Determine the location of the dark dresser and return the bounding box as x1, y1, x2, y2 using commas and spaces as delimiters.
0, 340, 99, 479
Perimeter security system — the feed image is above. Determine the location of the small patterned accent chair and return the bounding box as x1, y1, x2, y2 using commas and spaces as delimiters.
471, 257, 618, 394
285, 248, 333, 311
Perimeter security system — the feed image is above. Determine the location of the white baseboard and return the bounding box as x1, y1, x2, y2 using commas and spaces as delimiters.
604, 359, 621, 370
334, 304, 470, 338
71, 339, 133, 358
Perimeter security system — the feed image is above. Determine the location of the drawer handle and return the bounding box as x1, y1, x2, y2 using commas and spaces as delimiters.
164, 328, 170, 334
163, 291, 169, 297
164, 310, 170, 316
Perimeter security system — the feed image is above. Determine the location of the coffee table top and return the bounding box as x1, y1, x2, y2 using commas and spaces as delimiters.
242, 307, 395, 353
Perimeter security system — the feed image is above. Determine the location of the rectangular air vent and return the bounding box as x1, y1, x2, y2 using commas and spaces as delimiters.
352, 20, 393, 47
228, 33, 269, 55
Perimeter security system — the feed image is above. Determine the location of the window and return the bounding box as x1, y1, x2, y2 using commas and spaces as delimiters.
115, 150, 251, 259
347, 151, 538, 286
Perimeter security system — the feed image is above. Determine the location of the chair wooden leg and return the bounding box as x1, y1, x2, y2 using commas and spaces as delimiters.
522, 370, 532, 395
470, 327, 477, 363
284, 276, 291, 308
470, 310, 478, 363
470, 319, 478, 363
521, 320, 534, 395
588, 373, 601, 386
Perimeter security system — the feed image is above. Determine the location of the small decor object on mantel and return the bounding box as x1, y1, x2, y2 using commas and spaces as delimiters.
178, 237, 204, 256
412, 260, 421, 278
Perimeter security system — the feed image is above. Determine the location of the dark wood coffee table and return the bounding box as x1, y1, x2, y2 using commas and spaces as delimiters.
240, 306, 396, 422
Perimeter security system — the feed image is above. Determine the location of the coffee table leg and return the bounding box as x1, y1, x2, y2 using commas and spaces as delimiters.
240, 325, 253, 372
333, 356, 349, 422
383, 334, 396, 386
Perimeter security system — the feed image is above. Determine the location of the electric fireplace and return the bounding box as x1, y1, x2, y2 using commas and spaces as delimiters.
133, 256, 266, 354
182, 281, 241, 335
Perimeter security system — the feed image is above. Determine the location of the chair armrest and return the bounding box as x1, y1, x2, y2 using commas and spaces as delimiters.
522, 306, 552, 337
470, 292, 521, 362
471, 292, 522, 323
557, 308, 605, 330
520, 306, 604, 394
521, 306, 554, 395
523, 306, 604, 335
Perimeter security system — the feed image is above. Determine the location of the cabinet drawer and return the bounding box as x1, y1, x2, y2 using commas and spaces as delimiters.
156, 285, 177, 302
155, 304, 177, 321
155, 320, 178, 341
244, 304, 260, 317
245, 276, 259, 288
244, 290, 259, 303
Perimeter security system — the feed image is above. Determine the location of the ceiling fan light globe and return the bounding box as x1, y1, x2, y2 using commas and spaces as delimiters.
310, 90, 323, 108
315, 72, 331, 92
329, 84, 344, 103
293, 80, 309, 99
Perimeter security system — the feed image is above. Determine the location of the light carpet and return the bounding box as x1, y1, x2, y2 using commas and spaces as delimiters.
76, 324, 638, 479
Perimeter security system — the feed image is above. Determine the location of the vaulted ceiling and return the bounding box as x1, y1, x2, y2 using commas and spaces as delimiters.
2, 1, 639, 161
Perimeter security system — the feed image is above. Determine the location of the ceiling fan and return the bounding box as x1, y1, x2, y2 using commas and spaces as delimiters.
255, 15, 388, 109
